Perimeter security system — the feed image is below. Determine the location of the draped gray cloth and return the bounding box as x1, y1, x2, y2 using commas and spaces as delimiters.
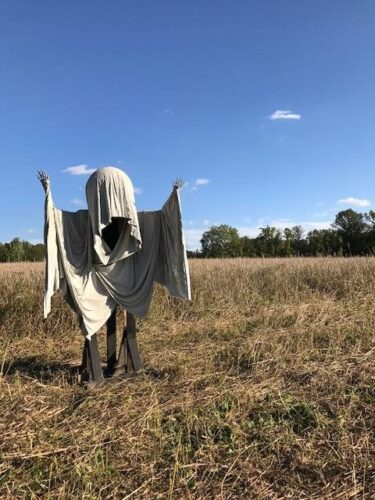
86, 167, 142, 265
43, 167, 191, 338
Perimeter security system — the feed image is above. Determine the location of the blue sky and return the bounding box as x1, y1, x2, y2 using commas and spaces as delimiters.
1, 1, 375, 249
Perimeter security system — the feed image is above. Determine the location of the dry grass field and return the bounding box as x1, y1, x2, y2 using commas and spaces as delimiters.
0, 258, 374, 498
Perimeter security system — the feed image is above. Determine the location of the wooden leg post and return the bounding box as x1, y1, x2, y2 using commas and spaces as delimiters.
114, 311, 142, 377
106, 308, 117, 376
80, 333, 104, 385
81, 310, 142, 384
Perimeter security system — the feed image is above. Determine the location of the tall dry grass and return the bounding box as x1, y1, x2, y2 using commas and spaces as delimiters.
0, 258, 374, 498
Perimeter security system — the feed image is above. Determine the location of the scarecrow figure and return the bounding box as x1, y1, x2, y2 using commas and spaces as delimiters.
38, 167, 191, 385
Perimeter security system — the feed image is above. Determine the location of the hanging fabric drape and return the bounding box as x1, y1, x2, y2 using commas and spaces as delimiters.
43, 167, 191, 338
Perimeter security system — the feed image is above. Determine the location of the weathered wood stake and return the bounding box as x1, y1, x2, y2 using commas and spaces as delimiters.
81, 309, 142, 385
106, 308, 117, 376
114, 310, 142, 376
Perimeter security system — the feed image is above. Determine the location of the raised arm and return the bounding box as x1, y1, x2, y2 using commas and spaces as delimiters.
157, 177, 191, 301
37, 170, 50, 194
173, 178, 184, 190
36, 171, 60, 316
37, 170, 55, 218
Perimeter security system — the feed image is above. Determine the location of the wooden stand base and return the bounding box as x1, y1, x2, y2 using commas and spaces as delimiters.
80, 309, 142, 386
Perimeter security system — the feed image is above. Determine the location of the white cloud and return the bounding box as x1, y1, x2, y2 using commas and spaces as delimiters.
203, 219, 210, 226
27, 228, 35, 233
270, 110, 301, 120
183, 178, 210, 193
134, 187, 142, 195
195, 178, 210, 186
337, 197, 371, 208
184, 229, 204, 250
71, 198, 86, 206
63, 164, 96, 175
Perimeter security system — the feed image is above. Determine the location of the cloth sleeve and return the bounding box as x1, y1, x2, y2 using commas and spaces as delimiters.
155, 187, 191, 300
43, 183, 61, 317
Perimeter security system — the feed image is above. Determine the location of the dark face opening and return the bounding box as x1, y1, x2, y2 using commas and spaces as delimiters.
101, 217, 127, 251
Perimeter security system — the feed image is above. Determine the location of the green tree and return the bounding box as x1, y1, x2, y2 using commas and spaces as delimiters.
307, 229, 342, 256
200, 225, 242, 257
25, 243, 45, 261
0, 240, 45, 262
283, 227, 294, 256
333, 210, 366, 255
8, 238, 26, 262
290, 226, 307, 255
256, 226, 282, 257
241, 236, 258, 257
0, 243, 8, 262
363, 210, 375, 254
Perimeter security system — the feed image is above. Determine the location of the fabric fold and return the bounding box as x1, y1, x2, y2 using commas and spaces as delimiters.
43, 168, 191, 338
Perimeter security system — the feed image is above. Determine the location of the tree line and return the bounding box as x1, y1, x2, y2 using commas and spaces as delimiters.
189, 209, 375, 258
2, 208, 375, 262
0, 238, 45, 262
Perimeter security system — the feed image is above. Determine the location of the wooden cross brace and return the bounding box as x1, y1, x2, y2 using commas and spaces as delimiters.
80, 309, 142, 386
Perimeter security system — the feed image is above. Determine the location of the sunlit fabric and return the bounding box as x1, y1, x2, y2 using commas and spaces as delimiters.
43, 167, 191, 338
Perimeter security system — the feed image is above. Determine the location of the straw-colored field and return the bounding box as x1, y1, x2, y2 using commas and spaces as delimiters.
0, 258, 374, 498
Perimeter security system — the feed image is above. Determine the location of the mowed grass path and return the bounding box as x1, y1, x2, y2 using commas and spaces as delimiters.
0, 258, 374, 498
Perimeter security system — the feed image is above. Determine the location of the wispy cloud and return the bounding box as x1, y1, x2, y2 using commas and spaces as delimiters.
270, 110, 301, 120
190, 178, 210, 191
71, 198, 86, 206
337, 197, 371, 208
63, 164, 96, 176
27, 228, 35, 233
195, 178, 210, 186
162, 108, 174, 116
134, 187, 142, 195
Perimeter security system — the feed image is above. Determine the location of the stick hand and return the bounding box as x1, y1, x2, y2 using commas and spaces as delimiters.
173, 178, 184, 190
37, 170, 50, 193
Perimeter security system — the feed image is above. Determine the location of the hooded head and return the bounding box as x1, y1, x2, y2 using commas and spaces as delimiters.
86, 167, 142, 265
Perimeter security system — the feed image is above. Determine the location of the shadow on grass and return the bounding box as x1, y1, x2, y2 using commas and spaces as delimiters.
1, 356, 80, 385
